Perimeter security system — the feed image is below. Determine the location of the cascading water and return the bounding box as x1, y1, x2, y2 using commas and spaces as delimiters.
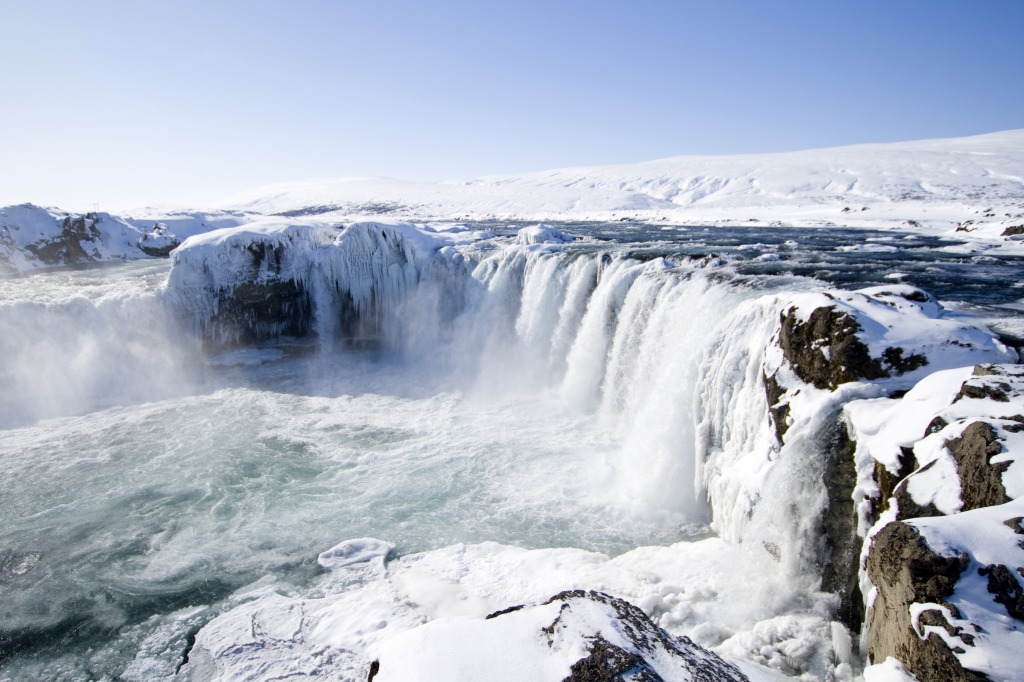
2, 220, 1022, 680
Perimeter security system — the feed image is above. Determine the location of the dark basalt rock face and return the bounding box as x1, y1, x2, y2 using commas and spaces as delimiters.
774, 303, 929, 393
766, 300, 929, 441
564, 636, 661, 682
817, 415, 864, 631
865, 522, 985, 682
199, 242, 315, 348
762, 370, 790, 445
204, 280, 314, 348
978, 564, 1024, 621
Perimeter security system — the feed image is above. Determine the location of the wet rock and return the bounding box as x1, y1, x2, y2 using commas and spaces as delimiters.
866, 521, 984, 681
818, 415, 864, 630
763, 370, 791, 443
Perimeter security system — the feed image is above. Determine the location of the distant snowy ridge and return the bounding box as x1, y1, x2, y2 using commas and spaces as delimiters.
3, 130, 1023, 275
219, 130, 1024, 236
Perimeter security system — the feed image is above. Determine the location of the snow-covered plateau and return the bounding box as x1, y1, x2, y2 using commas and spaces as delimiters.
1, 132, 1024, 682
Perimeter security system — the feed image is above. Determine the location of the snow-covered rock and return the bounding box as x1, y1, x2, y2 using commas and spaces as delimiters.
699, 286, 1015, 641
0, 204, 154, 273
369, 590, 748, 682
848, 365, 1024, 681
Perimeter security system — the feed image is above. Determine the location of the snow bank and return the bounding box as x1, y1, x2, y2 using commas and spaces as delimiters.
0, 204, 161, 273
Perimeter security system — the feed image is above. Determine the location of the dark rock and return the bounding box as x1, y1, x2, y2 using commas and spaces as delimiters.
139, 239, 180, 258
882, 347, 929, 375
893, 461, 944, 521
866, 521, 985, 681
201, 280, 314, 349
978, 564, 1024, 621
1001, 225, 1024, 237
1004, 517, 1024, 551
875, 447, 918, 514
925, 416, 948, 435
777, 306, 886, 391
485, 604, 525, 619
763, 371, 791, 443
535, 591, 747, 682
818, 414, 864, 631
956, 382, 1011, 403
945, 422, 1010, 511
563, 636, 661, 682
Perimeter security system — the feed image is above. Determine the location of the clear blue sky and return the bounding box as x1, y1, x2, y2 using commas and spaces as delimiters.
1, 0, 1021, 211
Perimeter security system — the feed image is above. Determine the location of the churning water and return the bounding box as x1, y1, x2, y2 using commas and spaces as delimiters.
1, 224, 1022, 679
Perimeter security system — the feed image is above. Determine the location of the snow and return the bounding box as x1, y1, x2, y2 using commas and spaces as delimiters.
515, 224, 576, 245
215, 130, 1024, 244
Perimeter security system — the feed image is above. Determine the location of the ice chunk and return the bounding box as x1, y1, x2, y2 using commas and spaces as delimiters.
317, 538, 395, 570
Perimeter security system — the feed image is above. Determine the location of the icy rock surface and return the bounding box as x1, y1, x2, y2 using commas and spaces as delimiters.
163, 217, 470, 348
848, 365, 1024, 681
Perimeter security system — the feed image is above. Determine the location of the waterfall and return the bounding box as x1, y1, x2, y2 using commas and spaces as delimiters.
160, 223, 804, 530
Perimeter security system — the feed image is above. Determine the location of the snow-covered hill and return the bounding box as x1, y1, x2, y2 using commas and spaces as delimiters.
2, 130, 1023, 274
219, 130, 1024, 237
